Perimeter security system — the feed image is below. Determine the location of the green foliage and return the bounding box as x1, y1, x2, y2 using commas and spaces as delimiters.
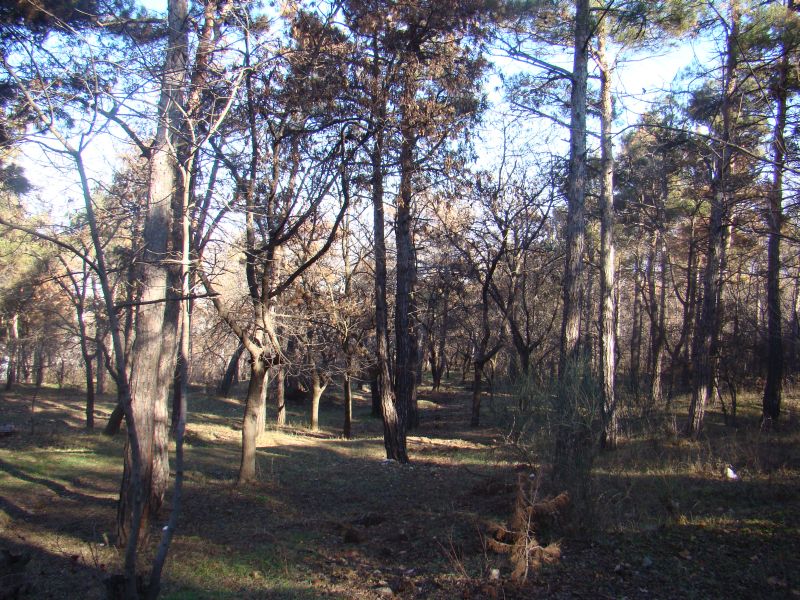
510, 360, 601, 531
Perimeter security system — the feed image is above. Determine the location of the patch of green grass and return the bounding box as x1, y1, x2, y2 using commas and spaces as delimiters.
162, 537, 323, 600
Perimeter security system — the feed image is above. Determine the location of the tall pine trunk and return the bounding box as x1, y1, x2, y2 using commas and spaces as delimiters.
630, 251, 643, 398
598, 21, 617, 449
370, 35, 406, 461
117, 0, 187, 545
762, 0, 792, 423
554, 0, 590, 482
558, 0, 589, 376
686, 2, 739, 437
395, 54, 419, 436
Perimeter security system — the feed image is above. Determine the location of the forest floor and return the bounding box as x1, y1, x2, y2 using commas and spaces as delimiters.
1, 379, 799, 599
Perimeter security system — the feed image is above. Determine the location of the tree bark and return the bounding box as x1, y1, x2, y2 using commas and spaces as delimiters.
597, 21, 617, 449
649, 234, 668, 407
686, 2, 738, 437
239, 355, 267, 484
275, 364, 286, 426
77, 303, 95, 430
630, 251, 643, 398
470, 362, 483, 427
95, 331, 106, 396
343, 372, 353, 439
5, 313, 18, 391
371, 34, 407, 462
762, 0, 791, 423
394, 59, 418, 453
553, 0, 590, 485
117, 0, 187, 545
217, 343, 244, 397
310, 368, 327, 431
256, 368, 269, 435
558, 0, 589, 377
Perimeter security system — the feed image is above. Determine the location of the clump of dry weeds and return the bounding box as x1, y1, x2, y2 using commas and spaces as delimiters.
487, 474, 568, 583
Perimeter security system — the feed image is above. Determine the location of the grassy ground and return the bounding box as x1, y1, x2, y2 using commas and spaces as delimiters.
0, 380, 799, 598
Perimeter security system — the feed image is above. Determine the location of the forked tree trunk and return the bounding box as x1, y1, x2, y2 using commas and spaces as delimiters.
72, 283, 96, 429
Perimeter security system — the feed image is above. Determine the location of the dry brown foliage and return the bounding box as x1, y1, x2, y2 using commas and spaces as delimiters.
487, 475, 568, 583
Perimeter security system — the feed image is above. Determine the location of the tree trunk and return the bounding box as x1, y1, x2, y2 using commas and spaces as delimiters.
343, 373, 353, 439
33, 343, 44, 388
117, 0, 188, 546
80, 343, 95, 430
630, 252, 642, 399
310, 368, 326, 431
430, 289, 449, 392
95, 332, 106, 396
788, 273, 800, 374
256, 368, 269, 434
673, 215, 698, 389
470, 362, 483, 427
559, 0, 589, 377
371, 35, 406, 462
598, 21, 617, 449
217, 343, 244, 397
650, 232, 668, 407
239, 355, 267, 484
554, 0, 590, 486
275, 364, 286, 426
686, 2, 738, 437
5, 313, 18, 391
394, 58, 418, 450
762, 0, 791, 423
171, 351, 185, 437
407, 327, 420, 430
